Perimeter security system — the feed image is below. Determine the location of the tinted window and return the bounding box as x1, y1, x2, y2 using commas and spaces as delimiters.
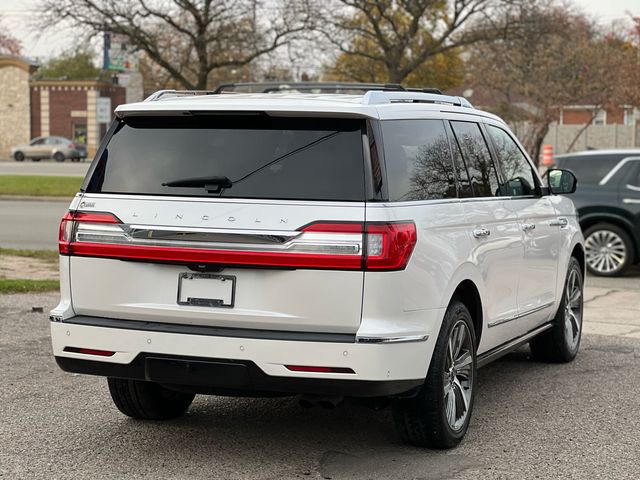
555, 155, 621, 184
486, 125, 537, 196
31, 138, 45, 145
446, 123, 473, 198
450, 121, 502, 197
85, 116, 365, 201
380, 120, 456, 201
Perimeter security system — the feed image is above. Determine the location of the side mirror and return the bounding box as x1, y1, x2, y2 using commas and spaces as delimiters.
547, 168, 577, 195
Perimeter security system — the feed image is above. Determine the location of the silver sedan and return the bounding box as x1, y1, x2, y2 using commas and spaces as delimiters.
11, 136, 87, 162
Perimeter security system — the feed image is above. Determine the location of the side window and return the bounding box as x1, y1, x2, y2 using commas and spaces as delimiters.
450, 121, 502, 197
31, 138, 46, 146
486, 125, 537, 196
381, 119, 457, 201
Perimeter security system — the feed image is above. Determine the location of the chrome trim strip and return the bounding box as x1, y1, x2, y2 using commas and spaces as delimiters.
356, 334, 429, 344
598, 157, 640, 185
126, 225, 301, 245
622, 198, 640, 204
74, 223, 363, 255
487, 301, 554, 328
477, 323, 553, 368
626, 184, 640, 192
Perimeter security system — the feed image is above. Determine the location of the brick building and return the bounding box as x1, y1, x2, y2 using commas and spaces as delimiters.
0, 56, 37, 159
30, 80, 125, 155
0, 55, 125, 159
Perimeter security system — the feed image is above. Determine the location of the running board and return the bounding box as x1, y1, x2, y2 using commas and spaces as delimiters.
477, 323, 553, 368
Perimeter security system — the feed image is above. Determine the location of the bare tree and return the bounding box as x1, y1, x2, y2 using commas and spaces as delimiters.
468, 1, 638, 162
0, 16, 22, 56
37, 0, 314, 90
319, 0, 514, 84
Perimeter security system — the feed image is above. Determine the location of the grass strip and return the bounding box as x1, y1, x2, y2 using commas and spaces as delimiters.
0, 175, 82, 197
0, 279, 59, 294
0, 248, 58, 263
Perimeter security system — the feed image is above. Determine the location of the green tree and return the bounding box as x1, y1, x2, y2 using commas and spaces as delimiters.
326, 13, 464, 90
320, 0, 508, 85
36, 50, 102, 80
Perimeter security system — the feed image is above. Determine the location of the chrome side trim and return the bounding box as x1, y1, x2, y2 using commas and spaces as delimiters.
622, 198, 640, 204
598, 157, 640, 185
626, 184, 640, 192
356, 334, 429, 344
477, 323, 553, 368
487, 301, 554, 328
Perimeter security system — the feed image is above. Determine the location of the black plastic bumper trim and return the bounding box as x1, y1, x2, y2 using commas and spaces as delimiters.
60, 315, 357, 343
55, 354, 423, 398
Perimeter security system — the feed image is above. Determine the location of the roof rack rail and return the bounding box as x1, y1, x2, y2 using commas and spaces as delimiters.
362, 91, 473, 108
144, 90, 218, 102
212, 82, 443, 95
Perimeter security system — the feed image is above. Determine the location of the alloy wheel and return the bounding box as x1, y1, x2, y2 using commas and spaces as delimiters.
564, 266, 583, 351
585, 229, 626, 274
443, 320, 473, 432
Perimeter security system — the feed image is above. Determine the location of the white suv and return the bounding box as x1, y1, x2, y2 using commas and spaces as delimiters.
50, 87, 584, 448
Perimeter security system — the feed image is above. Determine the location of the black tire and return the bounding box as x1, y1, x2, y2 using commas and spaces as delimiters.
583, 223, 633, 277
392, 300, 476, 449
53, 152, 65, 162
530, 257, 583, 363
107, 378, 195, 420
13, 151, 25, 162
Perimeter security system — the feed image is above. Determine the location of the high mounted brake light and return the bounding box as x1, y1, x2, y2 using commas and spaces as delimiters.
59, 213, 417, 271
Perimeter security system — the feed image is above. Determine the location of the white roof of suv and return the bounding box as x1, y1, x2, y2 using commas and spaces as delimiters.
115, 91, 503, 123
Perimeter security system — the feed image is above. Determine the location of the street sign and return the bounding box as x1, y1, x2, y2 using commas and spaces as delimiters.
96, 97, 112, 124
103, 32, 139, 72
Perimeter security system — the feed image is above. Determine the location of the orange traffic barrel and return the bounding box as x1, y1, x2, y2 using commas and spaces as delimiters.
542, 145, 554, 166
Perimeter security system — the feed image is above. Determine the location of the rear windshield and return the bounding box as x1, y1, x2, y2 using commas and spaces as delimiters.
85, 115, 366, 201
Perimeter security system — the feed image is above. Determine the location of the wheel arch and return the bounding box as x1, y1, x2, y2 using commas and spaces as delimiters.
450, 280, 483, 349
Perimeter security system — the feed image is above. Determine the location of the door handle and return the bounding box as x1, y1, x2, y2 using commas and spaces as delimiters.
473, 228, 491, 238
522, 223, 536, 232
550, 217, 568, 228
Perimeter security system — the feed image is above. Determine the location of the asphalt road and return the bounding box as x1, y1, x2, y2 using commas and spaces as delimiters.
0, 159, 90, 177
0, 199, 70, 250
1, 289, 639, 480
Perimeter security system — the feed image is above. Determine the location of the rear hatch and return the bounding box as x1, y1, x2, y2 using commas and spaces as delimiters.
64, 114, 368, 333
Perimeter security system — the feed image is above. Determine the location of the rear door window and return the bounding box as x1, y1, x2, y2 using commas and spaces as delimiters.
380, 119, 457, 201
485, 125, 537, 196
85, 116, 366, 201
450, 121, 503, 197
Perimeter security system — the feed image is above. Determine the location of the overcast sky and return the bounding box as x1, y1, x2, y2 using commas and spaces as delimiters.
0, 0, 639, 59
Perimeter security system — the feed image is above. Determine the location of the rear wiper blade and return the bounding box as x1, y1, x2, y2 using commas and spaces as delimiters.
162, 176, 232, 193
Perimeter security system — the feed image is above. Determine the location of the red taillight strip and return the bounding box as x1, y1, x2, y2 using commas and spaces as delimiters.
285, 365, 355, 374
59, 213, 416, 271
63, 346, 115, 357
68, 242, 363, 269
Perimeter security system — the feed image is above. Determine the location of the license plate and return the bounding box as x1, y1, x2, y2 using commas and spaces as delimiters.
177, 273, 235, 308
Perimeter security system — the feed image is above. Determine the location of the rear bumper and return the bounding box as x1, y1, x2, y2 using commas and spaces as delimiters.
55, 354, 422, 397
51, 316, 433, 397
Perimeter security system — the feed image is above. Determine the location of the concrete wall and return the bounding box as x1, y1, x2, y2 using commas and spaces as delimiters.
0, 64, 30, 159
543, 124, 640, 155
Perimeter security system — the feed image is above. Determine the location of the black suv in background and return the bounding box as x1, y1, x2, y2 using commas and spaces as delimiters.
554, 150, 640, 276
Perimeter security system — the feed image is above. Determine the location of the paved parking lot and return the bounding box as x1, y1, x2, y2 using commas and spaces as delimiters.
1, 270, 639, 480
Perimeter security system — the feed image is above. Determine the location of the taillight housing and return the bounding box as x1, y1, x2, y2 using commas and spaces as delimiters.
59, 212, 417, 271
